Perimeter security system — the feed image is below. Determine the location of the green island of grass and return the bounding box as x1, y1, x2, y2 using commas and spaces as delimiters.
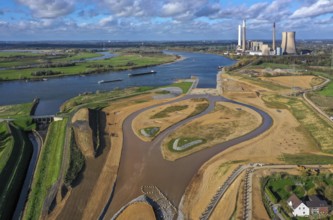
0, 51, 178, 81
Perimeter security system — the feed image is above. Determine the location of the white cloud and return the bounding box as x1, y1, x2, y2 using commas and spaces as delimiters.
161, 2, 186, 16
291, 0, 333, 18
17, 0, 75, 18
99, 16, 116, 26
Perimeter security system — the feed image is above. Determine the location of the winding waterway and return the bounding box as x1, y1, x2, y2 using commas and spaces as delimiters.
0, 51, 235, 115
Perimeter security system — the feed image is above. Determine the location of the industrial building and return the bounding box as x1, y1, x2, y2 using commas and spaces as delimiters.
236, 21, 296, 56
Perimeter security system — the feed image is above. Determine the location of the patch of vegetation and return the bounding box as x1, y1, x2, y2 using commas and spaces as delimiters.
263, 172, 333, 203
168, 137, 207, 152
12, 117, 36, 131
135, 86, 155, 93
168, 81, 193, 93
150, 105, 189, 119
0, 102, 34, 118
241, 75, 289, 90
319, 81, 333, 97
155, 90, 171, 94
60, 87, 141, 112
188, 102, 209, 117
140, 127, 160, 137
0, 123, 32, 220
64, 129, 85, 186
0, 122, 13, 172
282, 154, 333, 165
24, 118, 68, 220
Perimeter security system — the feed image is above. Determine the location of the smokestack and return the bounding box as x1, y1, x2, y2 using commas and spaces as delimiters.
272, 22, 276, 52
238, 25, 242, 47
242, 19, 246, 51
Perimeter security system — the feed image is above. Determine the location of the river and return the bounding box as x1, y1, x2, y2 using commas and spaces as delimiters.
0, 51, 235, 115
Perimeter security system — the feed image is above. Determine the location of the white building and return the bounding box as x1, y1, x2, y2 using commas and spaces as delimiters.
287, 194, 310, 217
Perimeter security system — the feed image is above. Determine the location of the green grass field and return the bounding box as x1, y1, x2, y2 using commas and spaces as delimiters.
0, 122, 13, 172
0, 123, 32, 220
0, 53, 177, 81
167, 81, 193, 93
150, 105, 189, 119
319, 81, 333, 97
23, 118, 68, 220
0, 102, 33, 118
282, 154, 333, 165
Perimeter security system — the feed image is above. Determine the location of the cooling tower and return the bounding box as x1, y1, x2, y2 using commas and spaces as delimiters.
286, 32, 296, 54
281, 31, 296, 54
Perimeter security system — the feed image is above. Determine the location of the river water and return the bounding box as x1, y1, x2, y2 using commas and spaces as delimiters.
0, 51, 235, 115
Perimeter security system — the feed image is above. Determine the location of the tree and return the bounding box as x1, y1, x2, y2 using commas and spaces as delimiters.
324, 185, 333, 202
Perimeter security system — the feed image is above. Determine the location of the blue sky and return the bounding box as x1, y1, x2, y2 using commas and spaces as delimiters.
0, 0, 332, 41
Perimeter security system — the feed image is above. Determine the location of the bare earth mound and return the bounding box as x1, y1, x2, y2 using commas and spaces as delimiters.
116, 202, 156, 220
132, 98, 208, 141
71, 108, 95, 157
162, 102, 262, 161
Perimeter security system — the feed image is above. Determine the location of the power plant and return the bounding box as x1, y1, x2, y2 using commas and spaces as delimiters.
281, 31, 296, 54
235, 20, 296, 56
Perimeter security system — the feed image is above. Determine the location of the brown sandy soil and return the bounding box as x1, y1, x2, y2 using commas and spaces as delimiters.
221, 73, 268, 93
116, 203, 156, 220
162, 101, 262, 161
181, 77, 319, 218
252, 170, 270, 220
190, 88, 218, 95
181, 159, 242, 219
210, 173, 244, 220
259, 75, 324, 89
71, 108, 88, 123
132, 98, 208, 141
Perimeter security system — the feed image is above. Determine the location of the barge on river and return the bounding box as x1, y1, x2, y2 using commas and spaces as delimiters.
128, 70, 156, 77
98, 79, 123, 84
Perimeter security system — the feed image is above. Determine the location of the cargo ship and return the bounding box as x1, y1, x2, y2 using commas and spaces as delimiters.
128, 70, 156, 77
98, 79, 123, 84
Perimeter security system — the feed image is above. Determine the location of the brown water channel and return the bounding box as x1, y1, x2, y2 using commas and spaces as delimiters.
103, 94, 272, 219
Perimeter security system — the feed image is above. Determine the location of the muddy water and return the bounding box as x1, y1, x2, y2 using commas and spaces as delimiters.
104, 95, 272, 218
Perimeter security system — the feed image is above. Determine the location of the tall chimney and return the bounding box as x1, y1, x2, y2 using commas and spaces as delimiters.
238, 25, 242, 47
272, 22, 276, 52
242, 19, 246, 51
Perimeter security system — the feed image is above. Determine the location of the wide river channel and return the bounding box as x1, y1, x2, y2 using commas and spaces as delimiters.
0, 51, 235, 115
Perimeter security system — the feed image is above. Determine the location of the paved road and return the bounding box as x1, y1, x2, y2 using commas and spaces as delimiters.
101, 94, 273, 219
